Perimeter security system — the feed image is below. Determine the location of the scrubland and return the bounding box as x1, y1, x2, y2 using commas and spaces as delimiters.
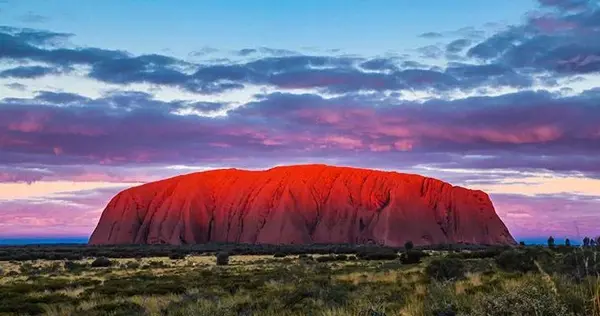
0, 244, 598, 315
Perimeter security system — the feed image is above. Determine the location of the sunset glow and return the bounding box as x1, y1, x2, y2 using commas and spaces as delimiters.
1, 0, 599, 242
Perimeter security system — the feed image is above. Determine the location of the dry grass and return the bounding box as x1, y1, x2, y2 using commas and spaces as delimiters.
466, 272, 483, 287
129, 294, 182, 316
336, 270, 403, 284
400, 295, 425, 316
592, 278, 600, 316
2, 249, 599, 316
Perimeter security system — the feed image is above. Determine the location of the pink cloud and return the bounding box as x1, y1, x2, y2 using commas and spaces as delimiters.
492, 194, 600, 239
0, 188, 119, 237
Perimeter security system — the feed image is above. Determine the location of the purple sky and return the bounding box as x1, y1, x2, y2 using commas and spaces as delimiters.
1, 0, 600, 242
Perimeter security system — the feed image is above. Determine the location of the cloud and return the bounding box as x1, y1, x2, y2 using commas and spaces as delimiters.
446, 39, 472, 53
0, 26, 546, 95
417, 45, 444, 59
4, 82, 26, 90
465, 1, 600, 75
0, 26, 72, 46
0, 187, 124, 236
536, 0, 590, 11
419, 32, 444, 39
1, 88, 599, 180
492, 193, 600, 238
0, 65, 66, 78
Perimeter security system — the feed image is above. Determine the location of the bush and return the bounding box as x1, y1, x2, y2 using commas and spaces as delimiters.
125, 261, 141, 270
64, 260, 86, 272
273, 252, 287, 258
559, 249, 600, 279
404, 241, 414, 251
85, 301, 146, 316
357, 249, 398, 261
426, 257, 465, 281
495, 249, 536, 273
169, 253, 186, 260
473, 279, 571, 316
90, 257, 113, 268
335, 254, 348, 261
399, 250, 426, 264
316, 255, 337, 263
216, 252, 229, 266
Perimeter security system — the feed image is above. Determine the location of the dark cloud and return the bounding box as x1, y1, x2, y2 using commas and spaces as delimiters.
0, 26, 553, 95
537, 0, 591, 11
4, 82, 26, 90
465, 0, 600, 76
360, 58, 399, 71
236, 47, 296, 56
35, 91, 91, 104
0, 65, 64, 78
0, 26, 72, 46
419, 31, 444, 38
446, 39, 472, 53
417, 45, 444, 59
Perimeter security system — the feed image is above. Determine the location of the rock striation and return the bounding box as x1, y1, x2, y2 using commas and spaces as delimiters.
89, 164, 516, 246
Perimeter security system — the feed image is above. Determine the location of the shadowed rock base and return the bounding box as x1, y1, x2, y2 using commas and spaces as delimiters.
89, 164, 516, 246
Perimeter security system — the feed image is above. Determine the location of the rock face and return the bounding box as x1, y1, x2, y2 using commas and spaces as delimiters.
89, 164, 515, 246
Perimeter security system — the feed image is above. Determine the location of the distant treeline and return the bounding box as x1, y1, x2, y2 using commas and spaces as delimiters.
1, 241, 595, 262
0, 242, 495, 261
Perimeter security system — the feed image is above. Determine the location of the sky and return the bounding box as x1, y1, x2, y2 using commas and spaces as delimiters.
1, 0, 599, 243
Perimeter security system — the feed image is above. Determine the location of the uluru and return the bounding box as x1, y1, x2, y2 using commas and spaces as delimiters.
89, 164, 515, 246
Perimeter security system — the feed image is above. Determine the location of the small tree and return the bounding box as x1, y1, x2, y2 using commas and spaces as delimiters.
519, 241, 526, 247
547, 236, 555, 249
91, 257, 113, 268
583, 237, 590, 247
404, 240, 414, 251
216, 252, 229, 266
425, 257, 465, 281
565, 238, 571, 247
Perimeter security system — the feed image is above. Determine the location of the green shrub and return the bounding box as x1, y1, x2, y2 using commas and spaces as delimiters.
216, 252, 229, 266
85, 301, 146, 316
399, 250, 426, 264
273, 252, 287, 258
64, 260, 87, 272
357, 249, 398, 260
316, 255, 336, 263
169, 253, 186, 260
125, 261, 141, 269
90, 257, 113, 268
335, 254, 348, 261
495, 249, 536, 273
426, 257, 466, 281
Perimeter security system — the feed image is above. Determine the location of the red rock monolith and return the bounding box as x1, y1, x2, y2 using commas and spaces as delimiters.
88, 164, 515, 246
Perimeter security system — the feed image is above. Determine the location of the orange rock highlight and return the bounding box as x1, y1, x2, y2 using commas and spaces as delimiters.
89, 164, 515, 246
